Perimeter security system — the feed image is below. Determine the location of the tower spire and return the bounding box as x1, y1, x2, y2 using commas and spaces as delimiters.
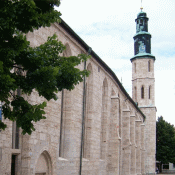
140, 0, 143, 11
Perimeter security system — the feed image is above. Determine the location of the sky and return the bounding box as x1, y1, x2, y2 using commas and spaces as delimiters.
55, 0, 175, 125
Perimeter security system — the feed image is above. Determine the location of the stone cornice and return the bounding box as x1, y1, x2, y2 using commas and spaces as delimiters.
111, 96, 119, 99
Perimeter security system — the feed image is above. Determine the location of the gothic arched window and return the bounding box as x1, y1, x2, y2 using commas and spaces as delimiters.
63, 43, 72, 57
83, 63, 93, 159
100, 78, 108, 159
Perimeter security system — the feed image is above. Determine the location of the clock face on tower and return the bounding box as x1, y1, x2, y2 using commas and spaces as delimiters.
139, 44, 146, 53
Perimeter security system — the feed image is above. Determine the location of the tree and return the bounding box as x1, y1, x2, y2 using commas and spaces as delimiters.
0, 0, 89, 134
156, 116, 175, 169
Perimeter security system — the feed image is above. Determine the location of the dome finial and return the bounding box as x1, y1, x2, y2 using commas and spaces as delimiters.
140, 0, 143, 11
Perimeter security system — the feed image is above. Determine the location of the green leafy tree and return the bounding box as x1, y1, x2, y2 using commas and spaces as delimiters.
0, 0, 89, 134
156, 116, 175, 169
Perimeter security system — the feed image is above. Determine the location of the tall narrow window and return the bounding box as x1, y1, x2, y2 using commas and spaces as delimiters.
118, 94, 121, 138
134, 86, 137, 101
140, 19, 143, 25
149, 86, 151, 99
12, 122, 19, 149
134, 63, 136, 73
12, 89, 20, 149
11, 155, 17, 175
100, 78, 108, 159
141, 86, 144, 99
0, 103, 2, 132
63, 43, 72, 57
148, 60, 151, 72
59, 43, 72, 158
83, 83, 87, 158
0, 103, 2, 121
59, 89, 72, 158
83, 63, 93, 159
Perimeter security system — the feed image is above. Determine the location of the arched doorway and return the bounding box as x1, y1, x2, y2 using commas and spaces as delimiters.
35, 151, 52, 175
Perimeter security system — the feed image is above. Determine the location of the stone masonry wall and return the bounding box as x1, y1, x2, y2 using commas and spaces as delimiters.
0, 23, 147, 175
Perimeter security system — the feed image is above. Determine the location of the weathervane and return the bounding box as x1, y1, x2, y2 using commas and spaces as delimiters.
140, 0, 143, 11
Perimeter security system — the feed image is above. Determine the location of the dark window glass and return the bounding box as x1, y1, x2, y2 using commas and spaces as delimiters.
140, 19, 143, 24
11, 155, 17, 175
149, 86, 151, 99
141, 86, 144, 99
148, 61, 151, 72
135, 86, 137, 101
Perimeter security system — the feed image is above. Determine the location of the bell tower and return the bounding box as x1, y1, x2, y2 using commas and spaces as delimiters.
131, 9, 156, 174
131, 9, 155, 106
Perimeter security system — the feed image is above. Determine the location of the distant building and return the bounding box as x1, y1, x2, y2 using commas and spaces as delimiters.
0, 9, 156, 175
161, 163, 175, 174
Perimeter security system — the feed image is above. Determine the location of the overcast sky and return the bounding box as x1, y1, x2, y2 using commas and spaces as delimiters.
56, 0, 175, 125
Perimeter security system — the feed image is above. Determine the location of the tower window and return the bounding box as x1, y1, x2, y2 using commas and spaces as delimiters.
141, 86, 144, 99
134, 63, 136, 73
148, 60, 151, 72
134, 86, 137, 101
140, 19, 143, 25
149, 86, 151, 99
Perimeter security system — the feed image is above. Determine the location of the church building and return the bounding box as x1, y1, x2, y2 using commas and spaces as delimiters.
0, 8, 156, 175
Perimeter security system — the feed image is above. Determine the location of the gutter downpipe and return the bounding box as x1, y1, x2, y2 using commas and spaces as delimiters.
79, 47, 92, 175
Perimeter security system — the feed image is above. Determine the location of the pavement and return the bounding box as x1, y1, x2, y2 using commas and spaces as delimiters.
158, 172, 175, 174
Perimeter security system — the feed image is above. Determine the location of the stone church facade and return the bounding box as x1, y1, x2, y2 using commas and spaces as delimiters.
0, 10, 156, 175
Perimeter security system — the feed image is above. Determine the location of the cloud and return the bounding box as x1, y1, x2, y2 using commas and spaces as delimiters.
155, 69, 175, 123
56, 0, 175, 125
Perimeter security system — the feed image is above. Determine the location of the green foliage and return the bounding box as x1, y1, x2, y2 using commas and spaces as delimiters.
0, 0, 90, 134
156, 116, 175, 164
